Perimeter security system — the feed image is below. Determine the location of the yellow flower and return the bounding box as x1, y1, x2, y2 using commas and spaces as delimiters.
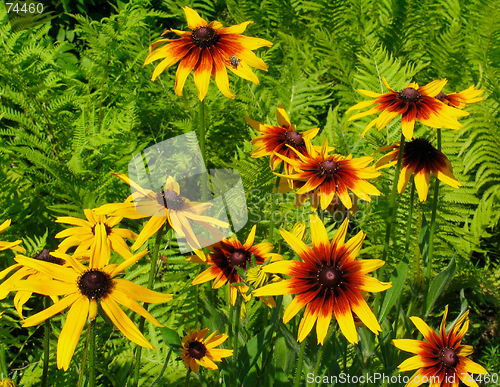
392, 306, 488, 386
144, 7, 272, 101
435, 85, 484, 109
0, 378, 17, 387
181, 328, 233, 373
9, 250, 172, 370
55, 209, 137, 260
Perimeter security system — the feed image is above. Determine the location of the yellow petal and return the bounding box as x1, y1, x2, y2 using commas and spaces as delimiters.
113, 278, 173, 304
109, 291, 163, 327
183, 6, 207, 30
57, 296, 89, 371
22, 293, 80, 327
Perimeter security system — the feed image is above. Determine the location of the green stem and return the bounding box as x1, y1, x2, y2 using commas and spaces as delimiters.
312, 325, 334, 387
77, 325, 90, 387
426, 129, 441, 286
89, 319, 97, 387
184, 368, 192, 387
294, 339, 307, 387
199, 99, 208, 202
41, 298, 50, 387
149, 347, 174, 387
394, 181, 415, 336
380, 134, 406, 279
268, 163, 284, 244
0, 343, 7, 379
232, 297, 241, 384
134, 224, 166, 386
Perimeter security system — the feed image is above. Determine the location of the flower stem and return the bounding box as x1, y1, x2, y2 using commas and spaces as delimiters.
89, 319, 97, 387
394, 180, 415, 336
426, 130, 441, 286
77, 326, 90, 387
380, 134, 406, 278
294, 339, 307, 387
184, 368, 192, 387
268, 164, 284, 244
41, 298, 50, 387
149, 347, 174, 387
199, 99, 208, 202
133, 224, 166, 386
312, 325, 334, 387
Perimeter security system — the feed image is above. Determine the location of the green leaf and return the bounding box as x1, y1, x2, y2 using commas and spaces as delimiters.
236, 326, 273, 386
379, 258, 409, 322
159, 327, 182, 348
425, 254, 457, 317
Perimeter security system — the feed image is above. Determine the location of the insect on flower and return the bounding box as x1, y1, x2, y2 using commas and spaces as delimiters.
227, 54, 240, 68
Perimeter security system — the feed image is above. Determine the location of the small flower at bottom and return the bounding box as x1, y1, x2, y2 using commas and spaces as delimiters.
392, 306, 488, 386
254, 215, 391, 345
347, 77, 469, 139
9, 250, 173, 371
375, 138, 461, 202
181, 328, 233, 373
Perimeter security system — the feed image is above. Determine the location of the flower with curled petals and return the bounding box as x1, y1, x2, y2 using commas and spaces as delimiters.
181, 328, 233, 373
347, 78, 469, 139
144, 6, 272, 101
435, 85, 484, 109
392, 306, 488, 386
0, 219, 24, 253
55, 209, 137, 261
95, 173, 229, 257
254, 215, 391, 345
375, 138, 461, 202
8, 249, 173, 371
274, 138, 381, 210
189, 225, 283, 305
246, 105, 320, 177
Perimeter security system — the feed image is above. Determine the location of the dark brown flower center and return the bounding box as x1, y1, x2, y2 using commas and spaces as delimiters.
439, 347, 459, 368
78, 269, 113, 300
91, 223, 112, 236
284, 131, 304, 147
435, 91, 447, 101
191, 27, 219, 48
228, 249, 250, 268
399, 87, 421, 102
156, 190, 185, 211
188, 341, 207, 359
320, 160, 338, 175
403, 138, 438, 163
34, 249, 64, 265
318, 266, 342, 289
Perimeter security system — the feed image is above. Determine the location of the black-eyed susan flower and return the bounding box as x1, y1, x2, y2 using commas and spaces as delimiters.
0, 220, 24, 253
144, 6, 272, 101
55, 209, 137, 260
253, 215, 391, 345
375, 138, 460, 202
189, 225, 283, 305
392, 306, 488, 386
181, 328, 233, 373
435, 85, 484, 109
0, 249, 63, 318
275, 139, 381, 210
9, 249, 172, 371
347, 78, 469, 139
0, 378, 17, 387
95, 173, 229, 256
246, 105, 321, 177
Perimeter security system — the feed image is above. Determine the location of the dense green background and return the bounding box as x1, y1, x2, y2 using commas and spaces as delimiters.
0, 0, 499, 385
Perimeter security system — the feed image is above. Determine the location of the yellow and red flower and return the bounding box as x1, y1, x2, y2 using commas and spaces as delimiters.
189, 225, 282, 305
254, 215, 391, 345
347, 78, 469, 139
375, 138, 460, 202
392, 306, 488, 386
144, 6, 272, 101
181, 328, 233, 373
435, 85, 484, 109
275, 139, 381, 210
246, 105, 320, 177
